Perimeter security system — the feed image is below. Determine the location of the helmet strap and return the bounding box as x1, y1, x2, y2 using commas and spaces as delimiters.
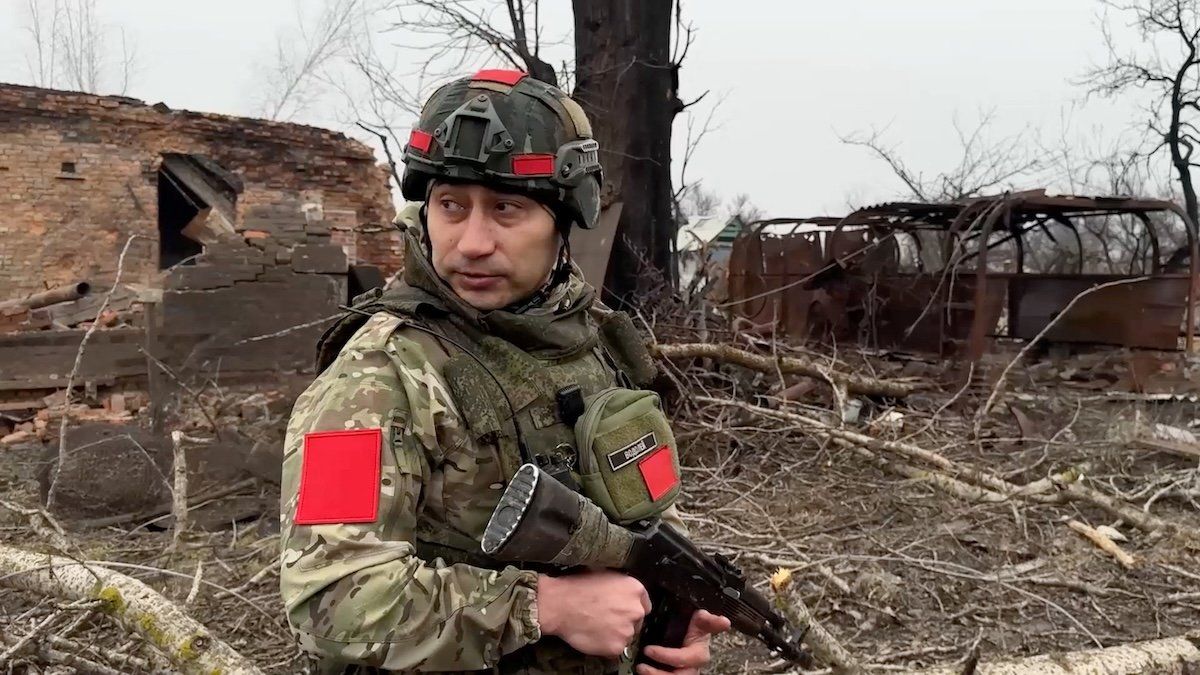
551, 235, 572, 285
419, 185, 435, 260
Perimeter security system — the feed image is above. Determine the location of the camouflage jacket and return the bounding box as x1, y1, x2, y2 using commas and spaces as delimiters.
280, 213, 683, 674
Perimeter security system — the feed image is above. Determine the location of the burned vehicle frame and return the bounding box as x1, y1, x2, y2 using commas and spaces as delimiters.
726, 190, 1200, 359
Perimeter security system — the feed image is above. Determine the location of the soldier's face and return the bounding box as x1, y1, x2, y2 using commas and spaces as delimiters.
426, 182, 560, 310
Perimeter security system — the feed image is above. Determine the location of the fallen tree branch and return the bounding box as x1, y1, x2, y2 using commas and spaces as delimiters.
0, 544, 263, 675
0, 633, 128, 675
654, 343, 922, 397
0, 500, 70, 551
915, 631, 1200, 674
47, 234, 148, 511
0, 609, 62, 666
39, 633, 165, 674
703, 397, 1200, 544
1066, 520, 1138, 569
1053, 477, 1186, 538
843, 440, 1010, 503
701, 396, 1027, 501
770, 568, 862, 674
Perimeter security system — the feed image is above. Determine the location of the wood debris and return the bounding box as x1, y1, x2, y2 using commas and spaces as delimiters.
1066, 519, 1138, 569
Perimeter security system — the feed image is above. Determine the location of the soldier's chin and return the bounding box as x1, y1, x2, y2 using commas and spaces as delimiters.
453, 284, 511, 311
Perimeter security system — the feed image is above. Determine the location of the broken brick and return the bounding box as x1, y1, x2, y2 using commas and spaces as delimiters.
107, 394, 127, 414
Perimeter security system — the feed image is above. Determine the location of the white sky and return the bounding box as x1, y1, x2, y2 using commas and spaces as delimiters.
0, 0, 1150, 218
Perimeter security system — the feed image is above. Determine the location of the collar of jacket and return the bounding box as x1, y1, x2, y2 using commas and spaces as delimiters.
392, 225, 599, 358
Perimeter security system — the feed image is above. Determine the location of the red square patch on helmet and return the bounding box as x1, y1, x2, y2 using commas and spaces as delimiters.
638, 445, 678, 501
472, 68, 526, 86
294, 428, 382, 525
408, 129, 434, 153
512, 153, 555, 176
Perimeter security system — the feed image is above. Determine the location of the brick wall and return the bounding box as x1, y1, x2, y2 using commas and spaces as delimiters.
0, 83, 401, 298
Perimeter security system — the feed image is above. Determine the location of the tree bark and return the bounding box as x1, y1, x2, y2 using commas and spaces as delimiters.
572, 0, 679, 306
0, 545, 263, 674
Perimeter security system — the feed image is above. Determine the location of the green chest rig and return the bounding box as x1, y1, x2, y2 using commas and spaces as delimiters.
317, 282, 657, 548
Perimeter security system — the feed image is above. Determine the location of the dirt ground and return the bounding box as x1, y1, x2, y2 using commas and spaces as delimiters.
2, 336, 1199, 673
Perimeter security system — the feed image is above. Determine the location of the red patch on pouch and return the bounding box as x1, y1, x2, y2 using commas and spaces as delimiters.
294, 428, 382, 525
638, 445, 678, 501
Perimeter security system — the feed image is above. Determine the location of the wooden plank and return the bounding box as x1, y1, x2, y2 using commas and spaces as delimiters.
1135, 438, 1200, 460
0, 376, 116, 391
0, 399, 47, 412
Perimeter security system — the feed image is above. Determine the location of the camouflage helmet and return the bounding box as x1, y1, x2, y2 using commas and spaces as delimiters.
401, 69, 603, 230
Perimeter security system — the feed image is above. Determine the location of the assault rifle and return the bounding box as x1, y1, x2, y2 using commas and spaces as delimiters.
481, 464, 811, 669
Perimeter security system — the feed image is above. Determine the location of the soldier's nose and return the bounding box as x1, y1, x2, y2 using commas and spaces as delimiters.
457, 209, 497, 259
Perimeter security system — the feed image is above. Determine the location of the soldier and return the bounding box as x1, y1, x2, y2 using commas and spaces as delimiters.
280, 69, 729, 674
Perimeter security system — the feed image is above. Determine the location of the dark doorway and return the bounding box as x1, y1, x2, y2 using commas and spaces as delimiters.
157, 167, 205, 269
156, 155, 242, 269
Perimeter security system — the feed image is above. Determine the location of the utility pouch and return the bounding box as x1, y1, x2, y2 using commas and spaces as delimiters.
573, 387, 681, 524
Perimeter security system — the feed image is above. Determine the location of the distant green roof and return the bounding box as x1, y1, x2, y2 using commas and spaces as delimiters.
677, 214, 745, 251
715, 216, 744, 243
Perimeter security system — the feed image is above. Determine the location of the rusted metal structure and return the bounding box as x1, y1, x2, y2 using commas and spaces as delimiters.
726, 190, 1200, 359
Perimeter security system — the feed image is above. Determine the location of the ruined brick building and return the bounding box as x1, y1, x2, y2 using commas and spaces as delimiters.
0, 83, 399, 396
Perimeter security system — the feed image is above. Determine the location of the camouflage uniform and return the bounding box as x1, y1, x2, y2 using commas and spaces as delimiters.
280, 205, 685, 673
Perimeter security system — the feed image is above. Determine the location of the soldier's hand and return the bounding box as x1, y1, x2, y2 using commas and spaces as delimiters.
637, 609, 731, 675
537, 570, 651, 658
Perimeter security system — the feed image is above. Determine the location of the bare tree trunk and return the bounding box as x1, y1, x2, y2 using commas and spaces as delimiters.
1168, 41, 1200, 228
572, 0, 679, 305
1170, 115, 1200, 228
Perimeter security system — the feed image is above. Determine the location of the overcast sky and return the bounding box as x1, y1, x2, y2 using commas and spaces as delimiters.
0, 0, 1150, 218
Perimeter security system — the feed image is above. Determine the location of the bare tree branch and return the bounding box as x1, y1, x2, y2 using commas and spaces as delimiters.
19, 0, 137, 94
839, 127, 931, 202
673, 94, 724, 207
841, 112, 1042, 203
257, 0, 361, 121
1081, 0, 1200, 226
390, 0, 559, 85
23, 0, 62, 88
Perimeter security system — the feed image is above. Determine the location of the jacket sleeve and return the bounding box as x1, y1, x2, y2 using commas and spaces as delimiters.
279, 314, 541, 671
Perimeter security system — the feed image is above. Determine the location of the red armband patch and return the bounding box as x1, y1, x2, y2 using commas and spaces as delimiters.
638, 445, 679, 501
294, 428, 382, 525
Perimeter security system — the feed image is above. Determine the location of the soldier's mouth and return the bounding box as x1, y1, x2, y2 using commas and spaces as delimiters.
456, 273, 504, 290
